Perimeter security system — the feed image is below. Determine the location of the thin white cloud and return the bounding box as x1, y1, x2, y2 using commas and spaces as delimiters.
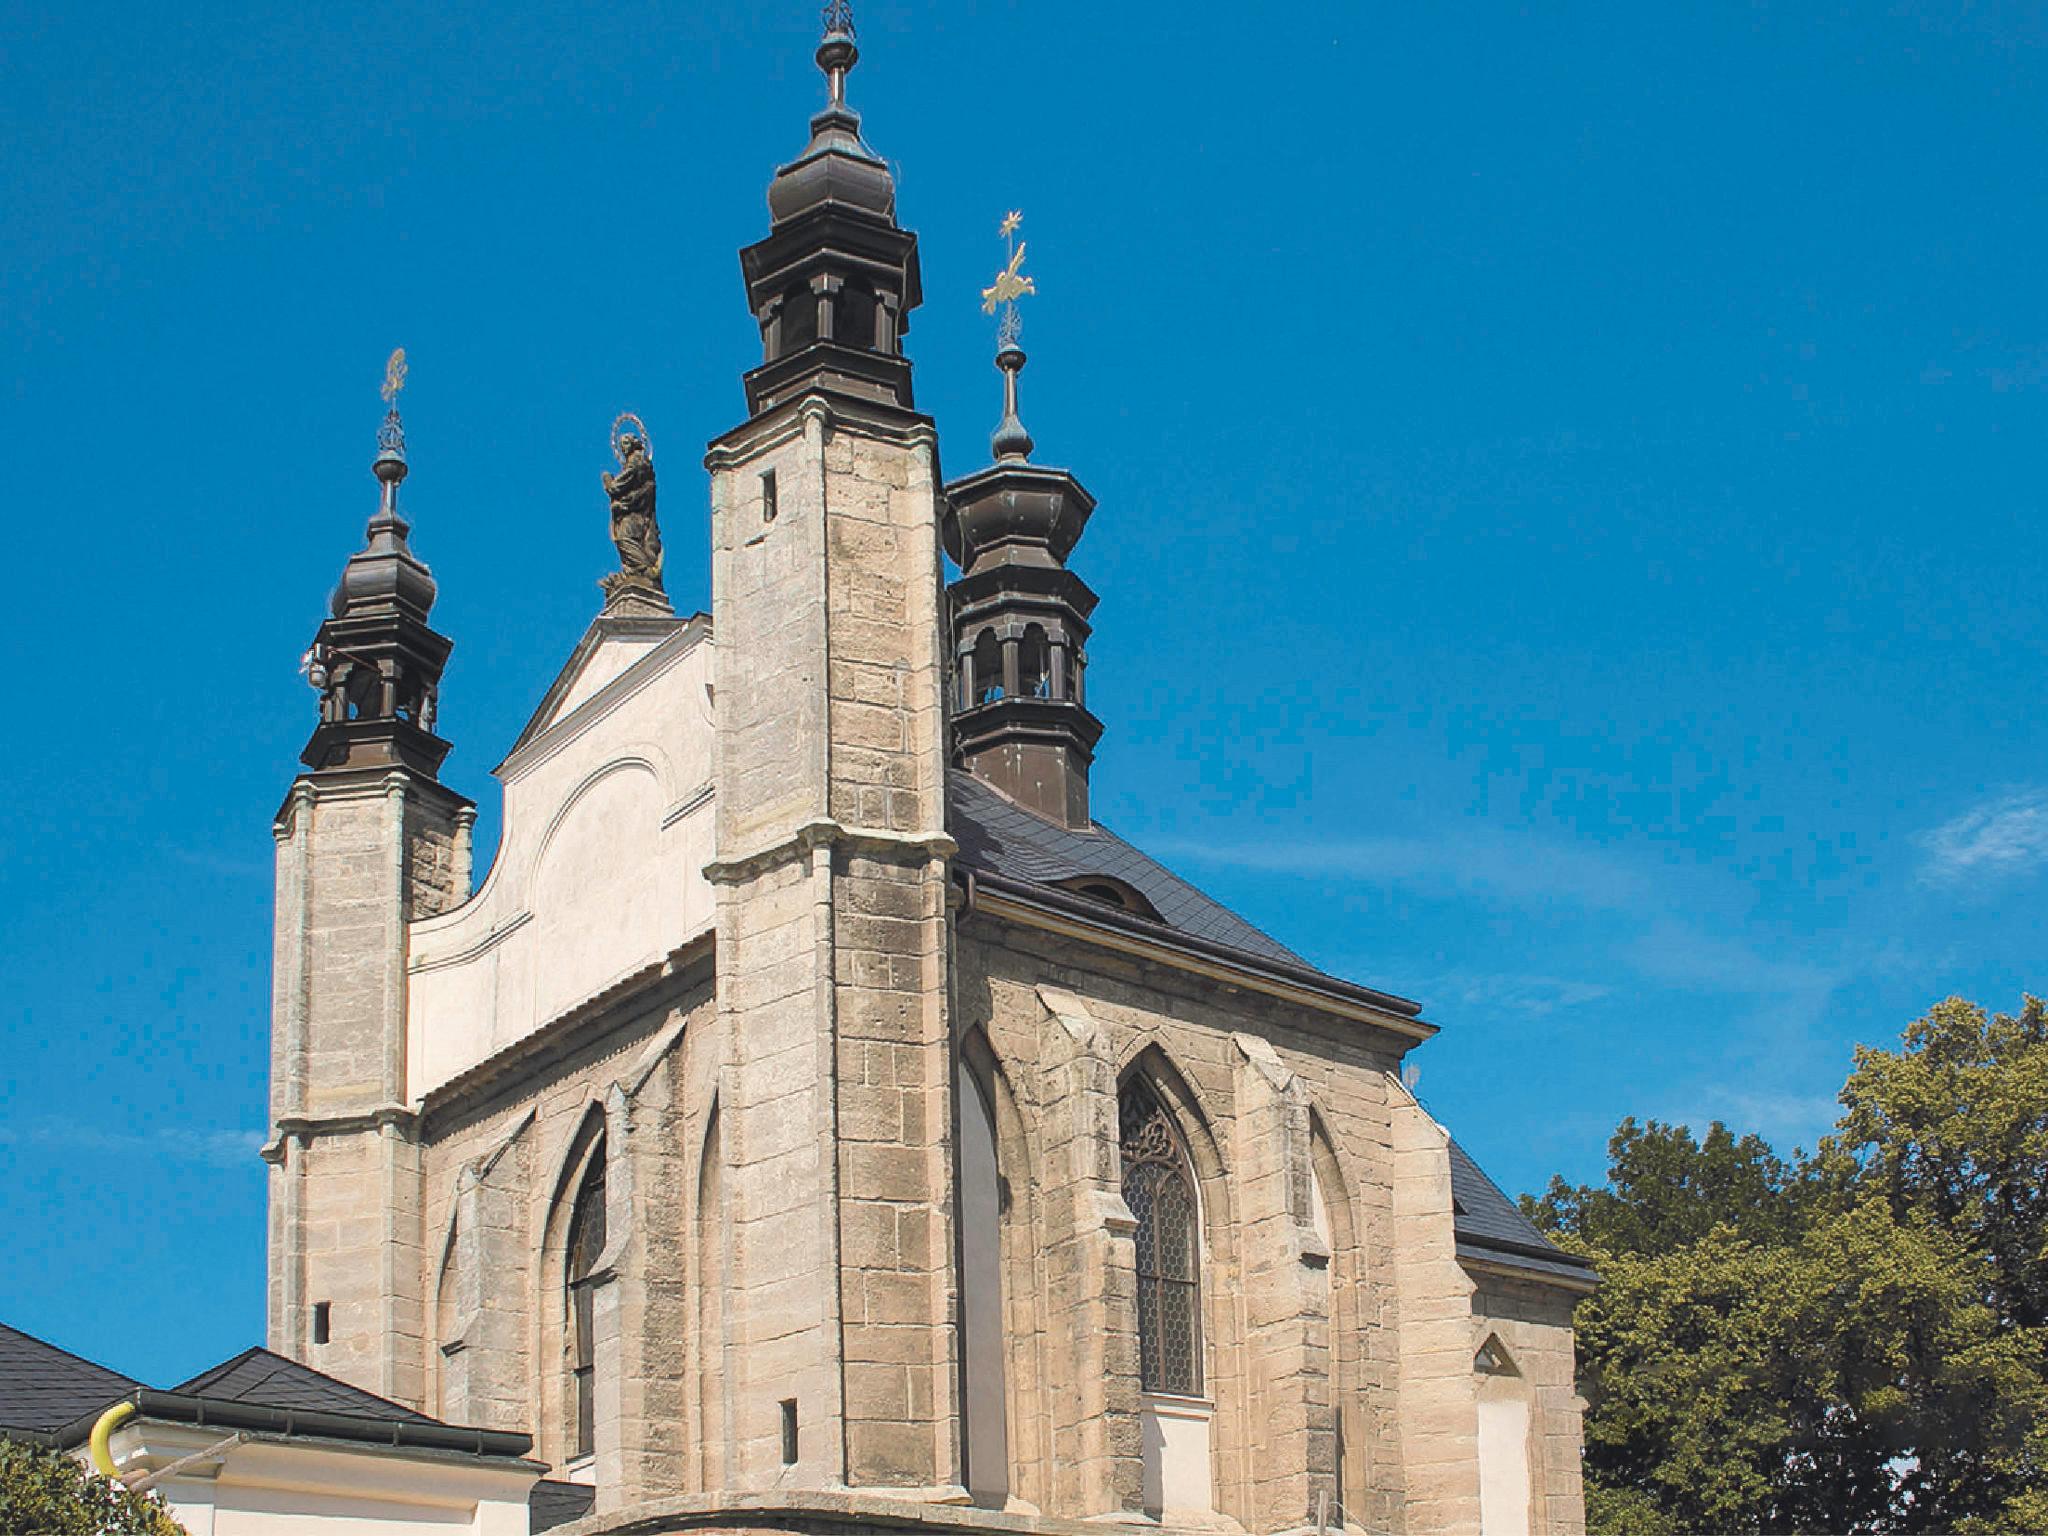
1654, 1086, 1843, 1154
0, 1121, 263, 1170
1919, 789, 2048, 885
1627, 920, 1841, 1000
1416, 971, 1615, 1018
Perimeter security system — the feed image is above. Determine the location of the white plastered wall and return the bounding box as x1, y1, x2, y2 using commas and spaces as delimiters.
406, 620, 717, 1099
96, 1424, 536, 1536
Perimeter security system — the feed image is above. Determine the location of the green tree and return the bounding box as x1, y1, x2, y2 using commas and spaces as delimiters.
0, 1441, 186, 1536
1528, 1116, 1804, 1257
1530, 995, 2048, 1534
1836, 995, 2048, 1332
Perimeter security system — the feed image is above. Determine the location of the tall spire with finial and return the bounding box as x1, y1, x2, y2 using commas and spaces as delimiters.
297, 349, 453, 776
982, 210, 1037, 460
944, 213, 1104, 827
820, 0, 856, 110
737, 0, 922, 414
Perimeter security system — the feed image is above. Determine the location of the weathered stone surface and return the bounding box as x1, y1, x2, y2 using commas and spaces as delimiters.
271, 370, 1591, 1536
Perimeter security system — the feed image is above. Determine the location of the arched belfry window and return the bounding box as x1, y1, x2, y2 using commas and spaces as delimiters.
972, 629, 1004, 704
1119, 1079, 1202, 1396
566, 1137, 607, 1462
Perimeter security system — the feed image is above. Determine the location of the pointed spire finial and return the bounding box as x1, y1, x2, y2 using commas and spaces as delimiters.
374, 346, 409, 496
983, 212, 1036, 461
819, 0, 858, 110
366, 346, 416, 554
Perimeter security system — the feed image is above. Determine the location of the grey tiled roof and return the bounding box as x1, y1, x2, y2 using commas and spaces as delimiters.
0, 1322, 138, 1435
948, 771, 1305, 967
531, 1478, 598, 1532
173, 1347, 438, 1424
1449, 1140, 1596, 1283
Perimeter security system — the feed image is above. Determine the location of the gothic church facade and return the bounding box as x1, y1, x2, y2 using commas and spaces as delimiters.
264, 17, 1597, 1536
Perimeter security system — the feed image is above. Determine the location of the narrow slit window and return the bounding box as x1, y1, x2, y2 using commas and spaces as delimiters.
567, 1139, 608, 1461
761, 469, 779, 523
780, 1398, 799, 1465
312, 1301, 331, 1345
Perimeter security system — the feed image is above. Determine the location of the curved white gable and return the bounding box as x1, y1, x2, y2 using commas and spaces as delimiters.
405, 614, 715, 1099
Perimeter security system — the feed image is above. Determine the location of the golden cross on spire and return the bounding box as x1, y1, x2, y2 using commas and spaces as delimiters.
980, 244, 1034, 315
981, 210, 1036, 354
381, 347, 408, 406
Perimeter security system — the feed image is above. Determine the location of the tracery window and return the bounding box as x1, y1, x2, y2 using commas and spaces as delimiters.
566, 1139, 607, 1461
1119, 1080, 1202, 1395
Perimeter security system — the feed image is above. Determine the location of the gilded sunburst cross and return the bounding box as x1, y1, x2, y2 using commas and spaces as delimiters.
980, 209, 1036, 348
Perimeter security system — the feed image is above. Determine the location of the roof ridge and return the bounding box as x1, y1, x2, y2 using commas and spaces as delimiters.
171, 1343, 267, 1394
172, 1344, 439, 1423
0, 1321, 138, 1386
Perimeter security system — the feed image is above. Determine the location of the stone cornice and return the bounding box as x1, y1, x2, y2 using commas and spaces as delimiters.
1458, 1248, 1602, 1296
703, 391, 940, 471
271, 766, 472, 837
705, 818, 956, 885
263, 1102, 418, 1161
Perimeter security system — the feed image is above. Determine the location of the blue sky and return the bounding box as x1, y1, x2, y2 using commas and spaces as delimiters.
3, 0, 2044, 1387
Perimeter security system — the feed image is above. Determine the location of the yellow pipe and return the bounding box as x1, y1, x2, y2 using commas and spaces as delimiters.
88, 1401, 136, 1479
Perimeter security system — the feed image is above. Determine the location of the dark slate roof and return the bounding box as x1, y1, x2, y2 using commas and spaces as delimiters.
173, 1347, 439, 1425
1449, 1140, 1597, 1286
0, 1322, 139, 1435
948, 771, 1305, 968
531, 1478, 598, 1532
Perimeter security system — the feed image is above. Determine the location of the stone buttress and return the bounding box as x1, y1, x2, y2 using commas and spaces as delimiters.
699, 14, 963, 1495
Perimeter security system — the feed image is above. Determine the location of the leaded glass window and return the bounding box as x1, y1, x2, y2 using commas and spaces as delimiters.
566, 1139, 607, 1460
1120, 1081, 1202, 1396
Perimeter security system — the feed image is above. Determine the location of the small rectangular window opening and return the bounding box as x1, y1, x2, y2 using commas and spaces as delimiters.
780, 1398, 799, 1465
312, 1301, 331, 1345
761, 469, 779, 523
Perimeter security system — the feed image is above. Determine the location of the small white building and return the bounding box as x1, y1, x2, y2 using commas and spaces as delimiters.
0, 1325, 572, 1535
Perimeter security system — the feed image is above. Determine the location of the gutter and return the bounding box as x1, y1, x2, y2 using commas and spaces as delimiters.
45, 1390, 535, 1463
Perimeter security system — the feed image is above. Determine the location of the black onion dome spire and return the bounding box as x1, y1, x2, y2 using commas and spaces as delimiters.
766, 3, 896, 225
299, 350, 454, 777
944, 216, 1103, 828
738, 1, 923, 416
330, 392, 439, 621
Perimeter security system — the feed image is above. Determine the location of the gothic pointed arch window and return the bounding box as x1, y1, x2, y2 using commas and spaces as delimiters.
1119, 1078, 1202, 1396
565, 1136, 607, 1462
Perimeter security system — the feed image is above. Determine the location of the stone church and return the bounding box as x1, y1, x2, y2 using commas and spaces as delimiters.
264, 12, 1598, 1536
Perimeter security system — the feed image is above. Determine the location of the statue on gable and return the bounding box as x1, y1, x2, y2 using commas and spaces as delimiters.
601, 413, 665, 600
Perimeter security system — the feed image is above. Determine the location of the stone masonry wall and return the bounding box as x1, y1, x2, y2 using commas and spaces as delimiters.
955, 917, 1416, 1531
707, 394, 958, 1496
268, 772, 468, 1406
1470, 1275, 1588, 1536
417, 970, 714, 1511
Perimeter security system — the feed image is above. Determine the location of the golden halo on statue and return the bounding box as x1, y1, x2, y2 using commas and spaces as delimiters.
611, 411, 652, 464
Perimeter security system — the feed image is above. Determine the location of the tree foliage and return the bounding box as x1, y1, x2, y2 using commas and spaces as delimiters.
0, 1441, 185, 1536
1529, 995, 2048, 1534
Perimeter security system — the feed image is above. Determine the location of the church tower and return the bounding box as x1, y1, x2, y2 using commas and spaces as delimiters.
265, 368, 475, 1404
702, 2, 962, 1494
944, 272, 1104, 827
